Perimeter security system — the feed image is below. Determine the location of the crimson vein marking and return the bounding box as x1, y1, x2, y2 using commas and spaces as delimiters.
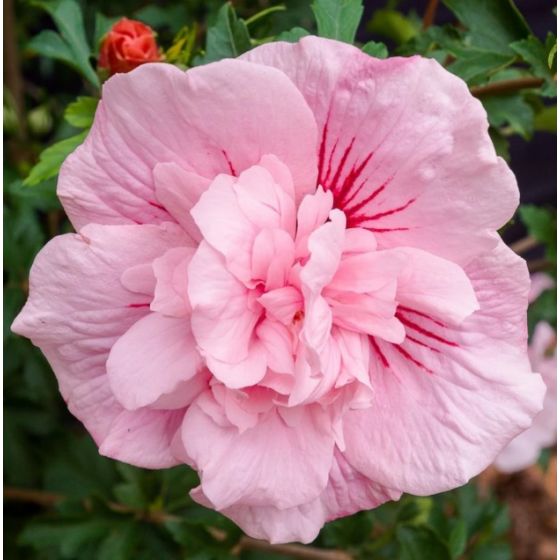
396, 313, 458, 347
222, 150, 237, 176
370, 337, 389, 368
394, 345, 433, 374
328, 138, 355, 194
317, 120, 329, 186
398, 306, 446, 327
149, 200, 165, 211
128, 303, 150, 308
343, 177, 393, 217
335, 152, 374, 207
406, 335, 441, 353
351, 197, 416, 224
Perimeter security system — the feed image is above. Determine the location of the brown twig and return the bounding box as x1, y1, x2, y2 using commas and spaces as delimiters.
528, 258, 551, 273
422, 0, 439, 30
470, 77, 545, 97
510, 236, 539, 255
4, 486, 352, 560
3, 0, 27, 139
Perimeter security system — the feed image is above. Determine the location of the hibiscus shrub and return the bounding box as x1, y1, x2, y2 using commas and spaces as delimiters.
4, 0, 556, 558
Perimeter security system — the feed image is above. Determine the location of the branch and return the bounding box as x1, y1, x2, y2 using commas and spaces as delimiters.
510, 236, 539, 255
4, 486, 352, 560
470, 76, 545, 97
422, 0, 439, 30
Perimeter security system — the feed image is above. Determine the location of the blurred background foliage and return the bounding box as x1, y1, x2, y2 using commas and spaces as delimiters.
4, 0, 557, 559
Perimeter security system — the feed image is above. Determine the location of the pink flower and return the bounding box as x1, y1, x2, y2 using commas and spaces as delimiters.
12, 37, 545, 543
494, 275, 556, 473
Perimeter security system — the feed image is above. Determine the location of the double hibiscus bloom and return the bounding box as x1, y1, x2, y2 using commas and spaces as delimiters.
13, 37, 544, 543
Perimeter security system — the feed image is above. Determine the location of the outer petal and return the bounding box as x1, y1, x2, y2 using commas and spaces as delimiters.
343, 242, 546, 494
190, 450, 399, 544
11, 223, 190, 466
494, 321, 557, 473
59, 60, 318, 230
107, 313, 203, 410
243, 37, 517, 265
182, 393, 334, 511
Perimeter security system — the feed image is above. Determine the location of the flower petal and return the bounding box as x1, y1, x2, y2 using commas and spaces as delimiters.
244, 37, 517, 264
182, 393, 334, 511
107, 313, 203, 410
59, 60, 317, 229
343, 242, 546, 494
11, 223, 189, 441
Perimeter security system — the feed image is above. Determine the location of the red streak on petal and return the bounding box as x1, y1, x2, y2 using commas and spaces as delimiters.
329, 138, 355, 194
394, 345, 433, 374
128, 303, 150, 308
396, 313, 458, 347
344, 176, 392, 217
370, 336, 389, 368
352, 197, 416, 223
398, 306, 446, 327
406, 335, 441, 353
222, 150, 237, 176
149, 200, 165, 211
317, 120, 329, 186
335, 152, 375, 207
357, 225, 409, 232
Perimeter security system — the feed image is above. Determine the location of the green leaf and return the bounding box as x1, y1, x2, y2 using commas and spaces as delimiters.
448, 51, 515, 83
368, 9, 419, 45
311, 0, 363, 43
528, 289, 557, 331
397, 526, 451, 560
471, 543, 512, 560
277, 27, 310, 42
64, 96, 99, 129
482, 94, 534, 139
534, 105, 557, 132
97, 522, 138, 560
24, 131, 87, 186
245, 5, 287, 28
548, 42, 557, 69
510, 34, 557, 96
519, 205, 556, 263
443, 0, 530, 55
94, 13, 120, 48
448, 520, 467, 559
28, 29, 75, 66
166, 25, 198, 66
197, 3, 252, 64
20, 519, 111, 558
31, 0, 99, 87
362, 41, 388, 59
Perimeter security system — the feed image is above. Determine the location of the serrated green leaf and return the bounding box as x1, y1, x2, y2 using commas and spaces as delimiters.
368, 9, 419, 45
362, 41, 388, 59
510, 35, 557, 96
448, 50, 514, 83
64, 96, 98, 129
197, 3, 252, 64
443, 0, 530, 55
277, 26, 310, 42
482, 94, 534, 139
28, 30, 75, 66
312, 0, 363, 43
397, 526, 451, 560
448, 520, 467, 559
31, 0, 99, 87
24, 131, 87, 186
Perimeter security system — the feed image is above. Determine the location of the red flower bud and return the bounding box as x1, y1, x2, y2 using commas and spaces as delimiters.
99, 18, 163, 76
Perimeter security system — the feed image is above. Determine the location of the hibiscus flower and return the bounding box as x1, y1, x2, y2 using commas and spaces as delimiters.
12, 37, 545, 543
